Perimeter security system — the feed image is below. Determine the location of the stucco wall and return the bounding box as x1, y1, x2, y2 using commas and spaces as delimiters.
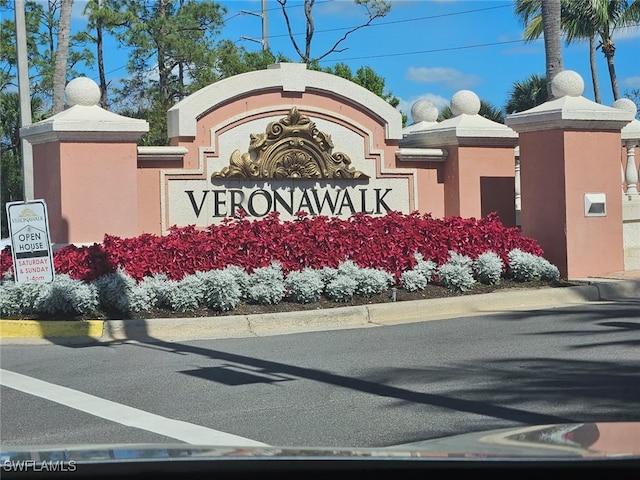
33, 142, 139, 244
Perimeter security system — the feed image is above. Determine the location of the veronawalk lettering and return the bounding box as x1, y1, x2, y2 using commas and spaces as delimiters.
185, 187, 394, 219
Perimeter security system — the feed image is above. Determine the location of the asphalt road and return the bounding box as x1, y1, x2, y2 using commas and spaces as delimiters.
1, 300, 639, 450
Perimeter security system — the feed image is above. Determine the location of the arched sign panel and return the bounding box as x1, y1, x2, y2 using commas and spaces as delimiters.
163, 107, 414, 229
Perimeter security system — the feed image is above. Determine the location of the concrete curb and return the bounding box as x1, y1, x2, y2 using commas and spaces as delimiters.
366, 285, 601, 325
589, 279, 640, 300
0, 319, 104, 340
1, 281, 637, 345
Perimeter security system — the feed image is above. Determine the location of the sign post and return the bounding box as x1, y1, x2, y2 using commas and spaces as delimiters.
6, 200, 55, 283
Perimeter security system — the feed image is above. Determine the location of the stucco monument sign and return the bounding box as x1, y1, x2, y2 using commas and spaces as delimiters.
162, 63, 415, 228
168, 106, 409, 225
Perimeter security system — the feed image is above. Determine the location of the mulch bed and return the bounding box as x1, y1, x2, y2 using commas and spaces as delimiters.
8, 279, 585, 322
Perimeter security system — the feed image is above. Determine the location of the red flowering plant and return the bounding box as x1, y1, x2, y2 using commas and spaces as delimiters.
0, 211, 543, 284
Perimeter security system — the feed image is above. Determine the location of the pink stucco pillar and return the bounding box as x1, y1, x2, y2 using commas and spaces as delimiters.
443, 145, 518, 226
506, 71, 633, 279
399, 90, 519, 225
20, 77, 148, 245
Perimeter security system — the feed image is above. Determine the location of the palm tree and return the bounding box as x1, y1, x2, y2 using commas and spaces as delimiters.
540, 0, 564, 97
575, 0, 640, 100
515, 0, 640, 102
559, 2, 604, 102
505, 74, 549, 114
52, 0, 74, 114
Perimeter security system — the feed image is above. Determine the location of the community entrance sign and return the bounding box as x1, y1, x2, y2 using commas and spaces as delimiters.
6, 200, 55, 283
164, 106, 412, 227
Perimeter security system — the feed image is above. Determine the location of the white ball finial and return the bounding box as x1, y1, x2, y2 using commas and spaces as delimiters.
613, 98, 638, 116
551, 70, 584, 98
411, 99, 439, 123
450, 90, 480, 116
65, 77, 101, 107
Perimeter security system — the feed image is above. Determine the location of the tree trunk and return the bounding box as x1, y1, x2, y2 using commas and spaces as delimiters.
157, 0, 170, 106
303, 0, 314, 64
589, 34, 601, 103
177, 0, 185, 100
541, 0, 563, 99
601, 36, 619, 100
97, 21, 108, 109
52, 0, 73, 114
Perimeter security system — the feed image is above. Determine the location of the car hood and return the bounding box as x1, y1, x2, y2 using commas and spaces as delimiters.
2, 422, 640, 462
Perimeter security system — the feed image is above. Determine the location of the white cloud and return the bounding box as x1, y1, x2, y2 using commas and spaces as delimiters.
621, 76, 640, 88
615, 25, 640, 40
398, 93, 449, 119
405, 66, 481, 90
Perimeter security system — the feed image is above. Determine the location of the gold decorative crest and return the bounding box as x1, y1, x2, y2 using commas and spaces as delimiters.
211, 107, 368, 180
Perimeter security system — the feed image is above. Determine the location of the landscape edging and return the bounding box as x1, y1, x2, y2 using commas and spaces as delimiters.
2, 283, 619, 344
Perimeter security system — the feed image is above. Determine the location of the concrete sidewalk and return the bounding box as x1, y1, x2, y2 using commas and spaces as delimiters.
1, 274, 638, 345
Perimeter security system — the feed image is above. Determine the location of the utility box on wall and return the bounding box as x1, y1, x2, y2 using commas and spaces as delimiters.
584, 193, 606, 217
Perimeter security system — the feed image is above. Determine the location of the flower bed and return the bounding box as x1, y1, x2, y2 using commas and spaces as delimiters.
0, 211, 558, 319
1, 211, 542, 282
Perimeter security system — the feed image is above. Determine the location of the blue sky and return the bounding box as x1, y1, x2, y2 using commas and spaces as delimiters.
68, 0, 640, 120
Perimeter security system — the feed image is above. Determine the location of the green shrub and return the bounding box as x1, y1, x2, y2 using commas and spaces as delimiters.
447, 250, 473, 269
138, 273, 169, 308
35, 274, 99, 316
354, 268, 394, 297
325, 276, 357, 302
164, 274, 205, 312
246, 262, 285, 305
400, 269, 428, 292
196, 269, 241, 311
507, 248, 560, 282
285, 268, 325, 304
337, 259, 361, 277
438, 252, 475, 292
413, 252, 437, 283
0, 281, 41, 317
473, 251, 504, 285
223, 265, 251, 297
540, 261, 560, 281
94, 268, 153, 313
319, 266, 339, 284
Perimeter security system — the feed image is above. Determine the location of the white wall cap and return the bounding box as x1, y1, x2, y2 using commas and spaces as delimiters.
506, 90, 634, 133
402, 113, 517, 148
266, 62, 308, 92
20, 105, 149, 144
614, 98, 638, 115
396, 148, 448, 162
167, 62, 403, 140
621, 118, 640, 142
138, 146, 188, 161
402, 120, 439, 135
613, 98, 640, 142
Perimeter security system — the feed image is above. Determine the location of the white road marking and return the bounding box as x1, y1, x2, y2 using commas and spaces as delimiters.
0, 368, 268, 447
